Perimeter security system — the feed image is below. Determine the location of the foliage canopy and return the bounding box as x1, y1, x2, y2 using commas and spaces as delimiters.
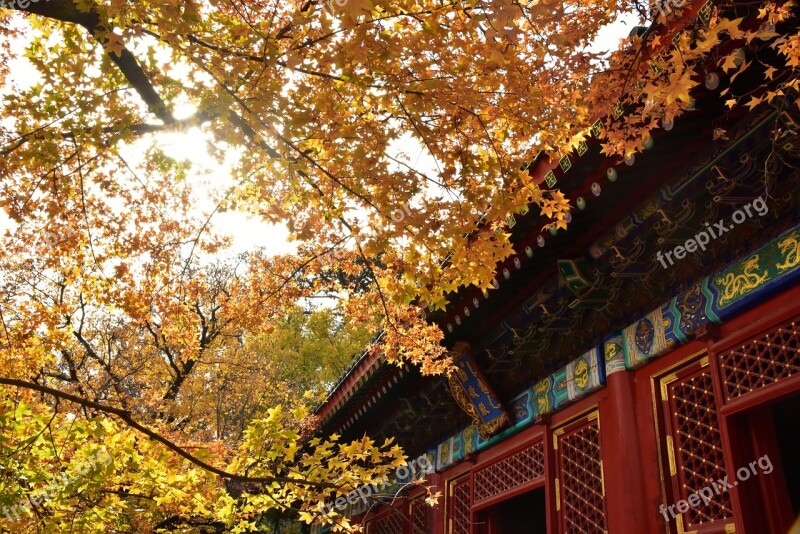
0, 0, 798, 530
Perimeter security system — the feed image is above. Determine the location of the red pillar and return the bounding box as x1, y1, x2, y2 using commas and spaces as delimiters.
599, 370, 660, 534
429, 472, 446, 534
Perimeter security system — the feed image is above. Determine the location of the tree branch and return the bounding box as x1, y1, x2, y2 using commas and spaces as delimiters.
14, 0, 175, 124
0, 377, 340, 489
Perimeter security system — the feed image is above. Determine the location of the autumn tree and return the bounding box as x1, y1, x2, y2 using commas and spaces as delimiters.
247, 305, 374, 393
0, 0, 798, 531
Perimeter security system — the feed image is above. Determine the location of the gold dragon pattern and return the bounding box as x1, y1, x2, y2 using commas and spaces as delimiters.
715, 255, 768, 306
777, 235, 800, 271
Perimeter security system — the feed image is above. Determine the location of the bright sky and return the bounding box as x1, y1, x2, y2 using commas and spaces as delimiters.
1, 9, 640, 264
124, 125, 298, 258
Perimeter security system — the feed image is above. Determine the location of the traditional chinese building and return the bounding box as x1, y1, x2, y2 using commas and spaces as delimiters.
314, 2, 800, 533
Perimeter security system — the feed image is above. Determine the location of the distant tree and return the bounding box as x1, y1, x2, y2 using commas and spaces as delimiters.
252, 306, 375, 394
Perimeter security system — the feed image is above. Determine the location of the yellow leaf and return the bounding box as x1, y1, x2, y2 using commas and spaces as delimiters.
721, 53, 738, 73
344, 0, 373, 20
664, 72, 695, 105
104, 33, 126, 57
746, 96, 763, 110
716, 17, 745, 39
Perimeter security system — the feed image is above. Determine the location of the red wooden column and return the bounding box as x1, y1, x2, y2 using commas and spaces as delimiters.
428, 472, 446, 534
598, 369, 658, 534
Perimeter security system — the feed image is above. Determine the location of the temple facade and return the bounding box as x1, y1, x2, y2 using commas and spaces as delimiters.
313, 2, 800, 532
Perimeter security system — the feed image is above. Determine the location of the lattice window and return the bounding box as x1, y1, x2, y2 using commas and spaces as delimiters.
719, 321, 800, 401
660, 360, 733, 530
450, 477, 471, 534
366, 511, 404, 534
410, 499, 431, 534
555, 415, 606, 534
473, 441, 545, 504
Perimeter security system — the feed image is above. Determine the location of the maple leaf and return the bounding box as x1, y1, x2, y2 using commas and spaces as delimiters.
649, 35, 662, 49
716, 17, 745, 39
746, 96, 764, 110
665, 71, 696, 105
694, 27, 721, 54
766, 89, 784, 103
103, 32, 126, 57
721, 53, 739, 73
343, 0, 373, 21
285, 51, 302, 68
540, 202, 556, 218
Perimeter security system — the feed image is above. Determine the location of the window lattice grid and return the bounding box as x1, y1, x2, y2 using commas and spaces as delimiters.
719, 321, 800, 401
451, 479, 471, 534
670, 370, 733, 525
366, 511, 404, 534
410, 501, 430, 534
473, 441, 545, 503
558, 419, 606, 534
